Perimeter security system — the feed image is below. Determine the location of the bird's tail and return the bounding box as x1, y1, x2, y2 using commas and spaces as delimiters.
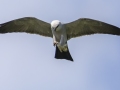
55, 46, 73, 61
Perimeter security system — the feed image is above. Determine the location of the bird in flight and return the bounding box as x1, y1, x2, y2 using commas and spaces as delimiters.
0, 17, 120, 61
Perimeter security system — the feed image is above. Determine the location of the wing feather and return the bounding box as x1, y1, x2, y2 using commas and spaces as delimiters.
65, 18, 120, 40
0, 17, 52, 37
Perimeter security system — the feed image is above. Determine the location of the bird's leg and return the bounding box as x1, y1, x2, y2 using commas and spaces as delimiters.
53, 40, 62, 52
53, 35, 58, 46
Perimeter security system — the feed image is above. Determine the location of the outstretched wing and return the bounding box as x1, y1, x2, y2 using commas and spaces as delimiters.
65, 18, 120, 40
0, 17, 52, 37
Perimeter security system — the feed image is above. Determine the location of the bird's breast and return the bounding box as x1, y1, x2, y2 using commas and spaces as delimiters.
55, 35, 61, 42
53, 31, 61, 42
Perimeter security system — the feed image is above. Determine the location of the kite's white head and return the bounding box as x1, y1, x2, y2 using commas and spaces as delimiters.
51, 20, 62, 31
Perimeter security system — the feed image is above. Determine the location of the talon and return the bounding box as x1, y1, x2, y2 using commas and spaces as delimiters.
53, 42, 58, 46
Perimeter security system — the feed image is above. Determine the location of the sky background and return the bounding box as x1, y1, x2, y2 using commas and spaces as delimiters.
0, 0, 120, 90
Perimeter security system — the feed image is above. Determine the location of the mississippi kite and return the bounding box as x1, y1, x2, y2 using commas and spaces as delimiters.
0, 17, 120, 61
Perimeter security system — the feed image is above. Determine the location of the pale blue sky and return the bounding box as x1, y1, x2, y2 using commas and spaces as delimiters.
0, 0, 120, 90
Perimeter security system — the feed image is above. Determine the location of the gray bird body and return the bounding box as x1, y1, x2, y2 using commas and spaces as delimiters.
0, 17, 120, 61
51, 20, 68, 52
